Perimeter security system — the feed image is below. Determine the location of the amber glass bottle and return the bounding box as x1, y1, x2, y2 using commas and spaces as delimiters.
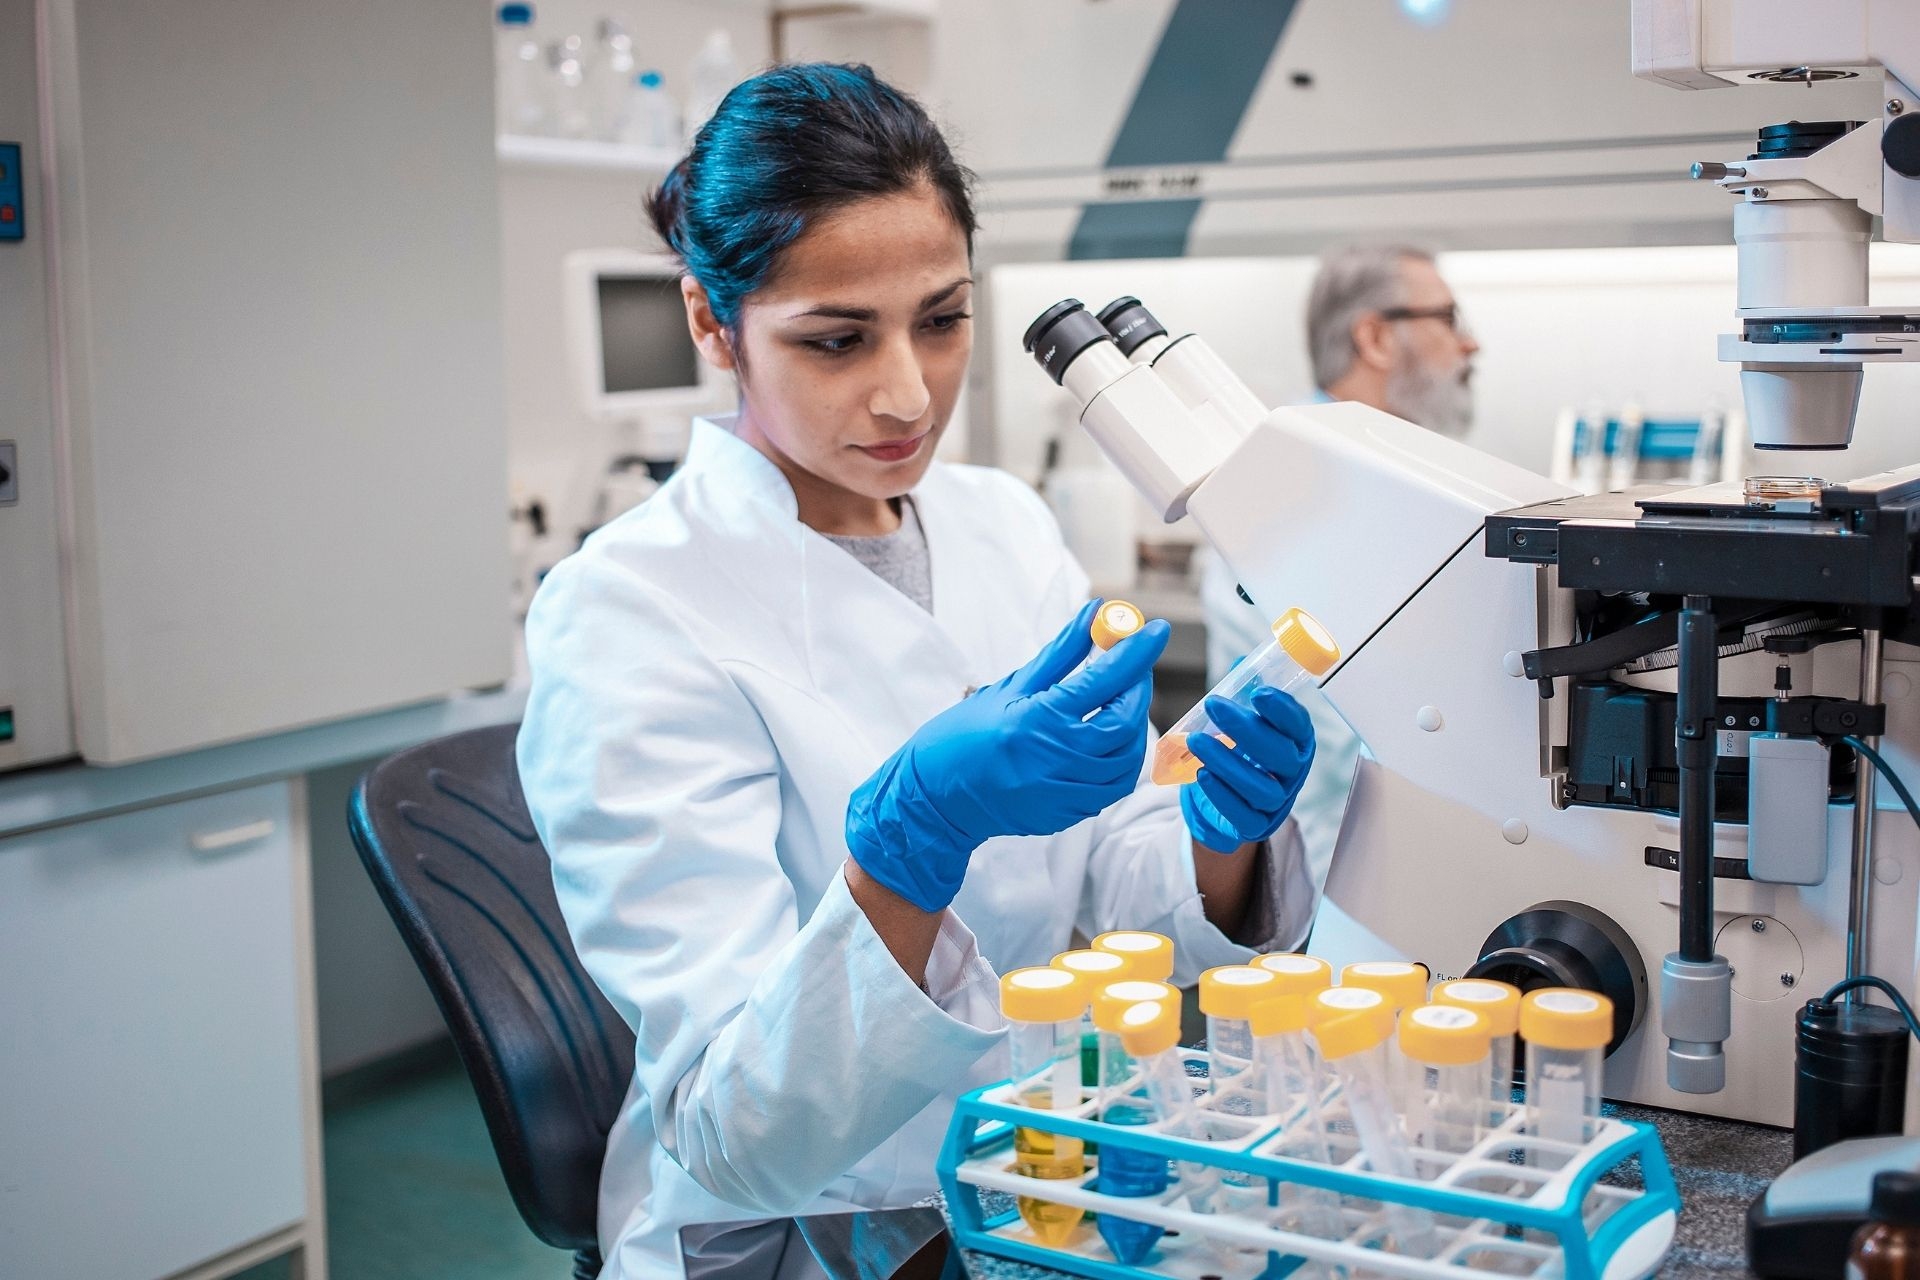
1849, 1172, 1920, 1279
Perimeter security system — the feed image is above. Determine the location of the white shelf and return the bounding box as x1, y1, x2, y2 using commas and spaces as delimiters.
773, 0, 936, 18
496, 134, 680, 175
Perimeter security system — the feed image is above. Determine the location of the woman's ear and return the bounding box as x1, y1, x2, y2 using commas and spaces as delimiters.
682, 276, 737, 372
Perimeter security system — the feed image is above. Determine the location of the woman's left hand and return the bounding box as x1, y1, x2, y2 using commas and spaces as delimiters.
1181, 686, 1317, 853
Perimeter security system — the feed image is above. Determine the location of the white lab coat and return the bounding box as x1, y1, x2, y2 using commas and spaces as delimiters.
517, 416, 1313, 1280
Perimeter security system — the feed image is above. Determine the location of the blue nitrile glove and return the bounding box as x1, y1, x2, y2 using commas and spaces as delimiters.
846, 600, 1173, 912
1181, 685, 1317, 854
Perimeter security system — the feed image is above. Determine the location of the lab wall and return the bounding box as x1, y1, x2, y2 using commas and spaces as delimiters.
494, 0, 769, 551
1446, 245, 1920, 482
986, 245, 1920, 519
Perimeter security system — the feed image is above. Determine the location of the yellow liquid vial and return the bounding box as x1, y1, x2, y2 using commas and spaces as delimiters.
1013, 1094, 1086, 1244
1153, 608, 1336, 787
1151, 731, 1233, 787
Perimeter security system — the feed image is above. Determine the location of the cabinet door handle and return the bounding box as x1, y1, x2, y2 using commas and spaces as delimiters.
188, 818, 277, 856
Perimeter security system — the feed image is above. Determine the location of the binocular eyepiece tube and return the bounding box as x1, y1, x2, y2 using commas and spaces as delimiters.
1023, 297, 1269, 521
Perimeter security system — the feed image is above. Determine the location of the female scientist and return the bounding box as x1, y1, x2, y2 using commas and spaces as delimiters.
516, 62, 1318, 1280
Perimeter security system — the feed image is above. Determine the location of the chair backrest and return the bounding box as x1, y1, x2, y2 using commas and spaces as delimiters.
348, 721, 635, 1253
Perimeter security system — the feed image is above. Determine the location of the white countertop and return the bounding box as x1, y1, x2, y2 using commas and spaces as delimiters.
0, 683, 529, 839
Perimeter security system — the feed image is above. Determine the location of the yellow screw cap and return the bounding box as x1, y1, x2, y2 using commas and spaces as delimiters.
1340, 961, 1431, 1010
1116, 998, 1181, 1058
1090, 600, 1147, 651
1309, 1005, 1395, 1061
1248, 994, 1311, 1038
1092, 979, 1179, 1032
1399, 1003, 1492, 1066
1000, 966, 1087, 1024
1310, 985, 1389, 1026
1093, 931, 1174, 982
1051, 948, 1133, 982
1431, 979, 1522, 1038
1520, 988, 1614, 1051
1252, 953, 1334, 995
1271, 608, 1340, 678
1199, 966, 1282, 1019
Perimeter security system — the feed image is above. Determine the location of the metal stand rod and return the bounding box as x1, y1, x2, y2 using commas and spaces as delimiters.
1846, 626, 1884, 995
1677, 595, 1719, 963
1664, 595, 1733, 1094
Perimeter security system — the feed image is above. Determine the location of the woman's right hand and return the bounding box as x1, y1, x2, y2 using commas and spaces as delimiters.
845, 600, 1171, 914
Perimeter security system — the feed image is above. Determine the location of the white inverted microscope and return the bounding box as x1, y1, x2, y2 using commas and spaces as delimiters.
1022, 0, 1920, 1128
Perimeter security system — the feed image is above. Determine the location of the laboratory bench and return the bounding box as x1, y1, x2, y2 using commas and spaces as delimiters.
944, 1104, 1794, 1279
0, 683, 527, 1280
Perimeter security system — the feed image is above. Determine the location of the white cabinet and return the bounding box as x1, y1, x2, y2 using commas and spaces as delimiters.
0, 782, 321, 1279
21, 0, 510, 766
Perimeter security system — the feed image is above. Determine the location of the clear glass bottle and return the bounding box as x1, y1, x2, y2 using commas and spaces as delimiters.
623, 71, 681, 151
1154, 607, 1339, 786
494, 3, 547, 136
589, 18, 635, 141
1001, 967, 1091, 1245
1520, 988, 1613, 1166
546, 35, 592, 140
1398, 1004, 1492, 1158
683, 28, 739, 145
1432, 978, 1522, 1127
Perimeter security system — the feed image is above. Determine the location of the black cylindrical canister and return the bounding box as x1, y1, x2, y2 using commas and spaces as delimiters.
1794, 999, 1909, 1160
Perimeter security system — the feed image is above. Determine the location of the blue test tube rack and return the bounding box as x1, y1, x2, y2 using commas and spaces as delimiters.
937, 1052, 1680, 1280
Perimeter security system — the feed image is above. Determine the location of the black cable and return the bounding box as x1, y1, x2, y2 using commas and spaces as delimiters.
1842, 735, 1920, 834
1823, 975, 1920, 1042
1825, 739, 1920, 1037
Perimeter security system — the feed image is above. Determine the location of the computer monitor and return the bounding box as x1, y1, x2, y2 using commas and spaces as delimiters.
563, 249, 713, 418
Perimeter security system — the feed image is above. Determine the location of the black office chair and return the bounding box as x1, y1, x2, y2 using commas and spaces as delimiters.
349, 722, 635, 1280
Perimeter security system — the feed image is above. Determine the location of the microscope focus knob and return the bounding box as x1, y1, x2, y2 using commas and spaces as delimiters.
1883, 112, 1920, 179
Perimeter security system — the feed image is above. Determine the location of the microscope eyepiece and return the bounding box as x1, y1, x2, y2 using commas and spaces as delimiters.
1095, 296, 1168, 358
1024, 299, 1113, 385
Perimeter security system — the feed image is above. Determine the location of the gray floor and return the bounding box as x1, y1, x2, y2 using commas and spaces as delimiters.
240, 1057, 566, 1280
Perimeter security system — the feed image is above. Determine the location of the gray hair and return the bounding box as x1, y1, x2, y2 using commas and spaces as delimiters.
1305, 243, 1435, 390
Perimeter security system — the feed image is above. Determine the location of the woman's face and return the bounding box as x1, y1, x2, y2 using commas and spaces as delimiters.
684, 184, 973, 521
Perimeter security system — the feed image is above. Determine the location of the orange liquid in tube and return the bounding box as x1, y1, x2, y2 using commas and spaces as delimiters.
1152, 608, 1338, 787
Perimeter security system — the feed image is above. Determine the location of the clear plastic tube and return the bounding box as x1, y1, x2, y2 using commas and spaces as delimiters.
1052, 949, 1131, 1087
1421, 1059, 1488, 1156
1008, 1017, 1087, 1243
1313, 1009, 1436, 1259
1526, 1042, 1604, 1148
1249, 1010, 1345, 1258
1153, 608, 1338, 786
1200, 965, 1281, 1117
1398, 1005, 1491, 1161
1095, 1007, 1171, 1264
1519, 989, 1612, 1170
1136, 1041, 1220, 1219
1432, 978, 1521, 1129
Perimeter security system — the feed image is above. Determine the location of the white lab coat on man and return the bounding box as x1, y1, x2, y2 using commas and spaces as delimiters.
517, 416, 1314, 1280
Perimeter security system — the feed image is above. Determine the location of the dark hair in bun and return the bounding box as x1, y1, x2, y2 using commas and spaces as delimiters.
647, 62, 975, 327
